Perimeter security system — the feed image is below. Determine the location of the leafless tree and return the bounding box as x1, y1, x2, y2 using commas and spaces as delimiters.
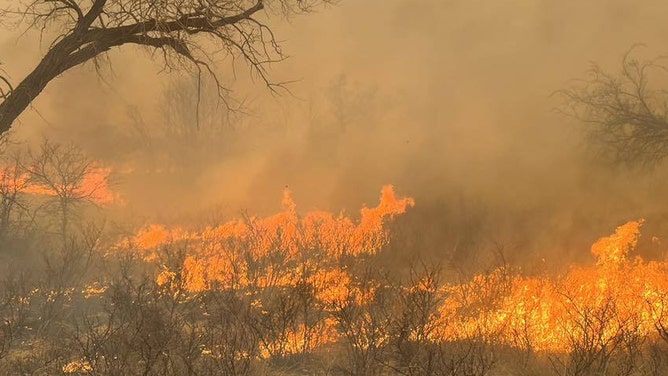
0, 0, 335, 135
549, 291, 643, 376
329, 267, 395, 376
644, 339, 668, 376
0, 153, 32, 240
390, 263, 444, 376
26, 140, 108, 242
198, 289, 262, 376
0, 272, 32, 364
560, 48, 668, 167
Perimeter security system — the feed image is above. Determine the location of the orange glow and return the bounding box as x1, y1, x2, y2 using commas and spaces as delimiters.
118, 186, 668, 357
434, 219, 668, 353
123, 185, 415, 293
118, 185, 414, 356
76, 165, 116, 205
0, 162, 117, 206
260, 318, 340, 358
62, 360, 93, 373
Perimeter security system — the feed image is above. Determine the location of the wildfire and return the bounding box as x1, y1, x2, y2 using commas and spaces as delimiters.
122, 185, 415, 291
0, 163, 117, 206
436, 219, 668, 353
117, 185, 414, 356
117, 185, 668, 357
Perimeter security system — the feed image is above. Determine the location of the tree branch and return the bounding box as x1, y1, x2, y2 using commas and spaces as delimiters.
0, 0, 334, 135
559, 49, 668, 167
82, 0, 264, 43
76, 0, 107, 33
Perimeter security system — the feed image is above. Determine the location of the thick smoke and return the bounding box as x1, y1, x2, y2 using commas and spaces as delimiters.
3, 0, 668, 273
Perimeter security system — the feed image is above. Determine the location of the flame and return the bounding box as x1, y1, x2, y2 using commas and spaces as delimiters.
0, 162, 118, 206
82, 282, 108, 299
123, 185, 415, 293
118, 185, 414, 356
63, 360, 92, 373
117, 186, 668, 357
76, 165, 116, 205
434, 219, 668, 353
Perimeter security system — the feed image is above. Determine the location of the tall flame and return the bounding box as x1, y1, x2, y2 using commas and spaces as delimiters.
117, 188, 668, 357
435, 219, 668, 352
122, 184, 415, 292
119, 185, 415, 355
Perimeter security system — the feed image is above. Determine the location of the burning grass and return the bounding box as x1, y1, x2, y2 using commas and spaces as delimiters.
2, 182, 668, 375
109, 186, 668, 373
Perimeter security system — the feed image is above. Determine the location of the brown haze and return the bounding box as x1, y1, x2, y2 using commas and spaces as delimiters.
3, 0, 668, 272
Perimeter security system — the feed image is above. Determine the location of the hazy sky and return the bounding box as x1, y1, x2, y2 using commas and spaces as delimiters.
3, 0, 668, 267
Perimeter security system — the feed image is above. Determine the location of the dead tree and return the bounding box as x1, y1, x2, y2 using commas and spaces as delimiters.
0, 0, 334, 134
26, 140, 106, 241
560, 48, 668, 167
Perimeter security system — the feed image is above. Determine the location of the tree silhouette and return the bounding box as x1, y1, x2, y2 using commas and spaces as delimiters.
0, 0, 334, 134
561, 48, 668, 167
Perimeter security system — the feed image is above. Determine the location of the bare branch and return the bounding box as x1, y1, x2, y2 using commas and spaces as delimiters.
559, 47, 668, 167
0, 0, 334, 135
76, 0, 106, 32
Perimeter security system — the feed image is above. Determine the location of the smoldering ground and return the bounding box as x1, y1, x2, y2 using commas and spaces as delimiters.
3, 0, 668, 273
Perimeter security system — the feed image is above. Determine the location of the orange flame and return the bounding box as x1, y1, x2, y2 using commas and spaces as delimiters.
118, 185, 414, 356
123, 185, 414, 293
435, 219, 668, 353
0, 163, 118, 206
118, 187, 668, 356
